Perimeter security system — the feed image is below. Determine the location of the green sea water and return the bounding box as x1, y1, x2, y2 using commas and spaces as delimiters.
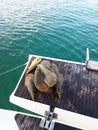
0, 0, 98, 112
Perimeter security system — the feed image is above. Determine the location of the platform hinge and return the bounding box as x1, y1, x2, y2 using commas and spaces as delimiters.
39, 105, 57, 130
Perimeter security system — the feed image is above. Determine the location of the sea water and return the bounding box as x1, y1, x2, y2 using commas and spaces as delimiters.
0, 0, 98, 111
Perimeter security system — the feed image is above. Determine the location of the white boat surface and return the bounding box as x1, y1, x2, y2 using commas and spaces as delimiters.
0, 109, 18, 130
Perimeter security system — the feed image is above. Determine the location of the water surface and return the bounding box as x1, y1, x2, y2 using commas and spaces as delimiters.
0, 0, 98, 111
